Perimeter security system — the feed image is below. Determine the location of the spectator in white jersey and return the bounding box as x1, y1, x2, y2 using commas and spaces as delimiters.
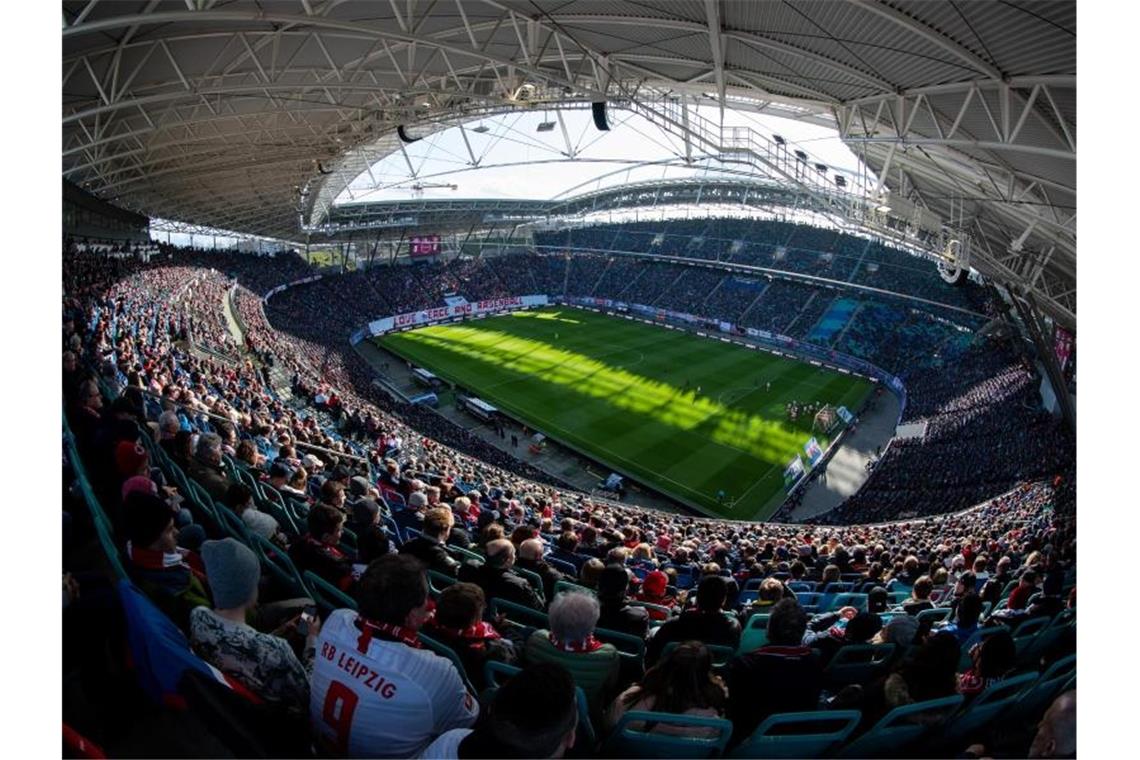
309, 554, 478, 757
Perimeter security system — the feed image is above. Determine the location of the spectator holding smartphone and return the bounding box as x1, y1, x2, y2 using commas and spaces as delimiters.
190, 538, 318, 715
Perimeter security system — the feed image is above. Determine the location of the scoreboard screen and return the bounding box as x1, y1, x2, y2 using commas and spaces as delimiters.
410, 235, 441, 256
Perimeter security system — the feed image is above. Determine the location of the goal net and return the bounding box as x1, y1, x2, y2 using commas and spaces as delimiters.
813, 405, 839, 433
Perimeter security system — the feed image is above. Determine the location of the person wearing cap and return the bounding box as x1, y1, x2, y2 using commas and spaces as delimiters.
124, 490, 211, 630
459, 539, 543, 610
190, 538, 317, 715
633, 570, 677, 620
873, 614, 920, 650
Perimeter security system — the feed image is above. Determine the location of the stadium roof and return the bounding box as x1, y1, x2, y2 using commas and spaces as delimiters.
62, 0, 1075, 325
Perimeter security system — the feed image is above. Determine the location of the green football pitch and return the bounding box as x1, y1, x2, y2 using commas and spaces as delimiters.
378, 307, 872, 521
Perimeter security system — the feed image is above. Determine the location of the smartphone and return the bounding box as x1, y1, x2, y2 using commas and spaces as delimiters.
298, 605, 317, 636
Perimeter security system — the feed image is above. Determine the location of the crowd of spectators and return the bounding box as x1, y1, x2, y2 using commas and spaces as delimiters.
63, 233, 1075, 758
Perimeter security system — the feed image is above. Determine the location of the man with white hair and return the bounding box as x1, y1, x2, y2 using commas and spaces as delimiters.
393, 489, 428, 537
524, 592, 620, 717
460, 539, 543, 610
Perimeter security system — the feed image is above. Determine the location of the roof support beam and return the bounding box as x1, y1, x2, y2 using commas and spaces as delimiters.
704, 0, 726, 113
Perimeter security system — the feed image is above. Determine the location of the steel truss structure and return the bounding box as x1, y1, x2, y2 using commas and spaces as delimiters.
62, 1, 1075, 327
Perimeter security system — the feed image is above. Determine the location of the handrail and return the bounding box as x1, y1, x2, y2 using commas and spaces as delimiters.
129, 385, 373, 466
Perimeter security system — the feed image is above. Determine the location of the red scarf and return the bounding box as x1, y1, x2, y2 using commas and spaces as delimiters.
354, 616, 421, 653
549, 633, 605, 653
126, 542, 206, 579
305, 535, 346, 560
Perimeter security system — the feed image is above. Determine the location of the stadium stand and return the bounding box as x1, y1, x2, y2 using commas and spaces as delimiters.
63, 231, 1074, 757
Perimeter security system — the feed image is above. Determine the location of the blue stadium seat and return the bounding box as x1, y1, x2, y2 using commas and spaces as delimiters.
786, 581, 815, 593
837, 695, 964, 758
546, 555, 578, 577
603, 710, 733, 758
730, 710, 861, 759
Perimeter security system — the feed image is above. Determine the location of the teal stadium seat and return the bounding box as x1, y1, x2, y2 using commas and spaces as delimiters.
958, 627, 1007, 672
1011, 616, 1052, 664
487, 597, 549, 635
419, 632, 477, 695
838, 694, 964, 758
824, 643, 897, 687
737, 613, 770, 654
250, 533, 310, 599
603, 710, 733, 758
1002, 655, 1076, 726
661, 641, 736, 667
730, 710, 861, 759
827, 593, 868, 613
304, 570, 358, 617
917, 607, 951, 626
936, 671, 1038, 750
483, 661, 597, 753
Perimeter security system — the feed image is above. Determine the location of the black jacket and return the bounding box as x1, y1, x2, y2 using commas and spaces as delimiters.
646, 609, 741, 664
400, 536, 461, 576
726, 646, 824, 744
459, 563, 543, 610
516, 557, 564, 602
597, 601, 650, 640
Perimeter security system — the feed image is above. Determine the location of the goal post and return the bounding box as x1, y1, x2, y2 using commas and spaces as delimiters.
813, 405, 839, 434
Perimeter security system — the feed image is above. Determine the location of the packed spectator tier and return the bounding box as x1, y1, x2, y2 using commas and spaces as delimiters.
68, 214, 1072, 527
63, 227, 1075, 757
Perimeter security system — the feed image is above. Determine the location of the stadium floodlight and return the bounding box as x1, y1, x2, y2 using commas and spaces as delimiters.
814, 162, 828, 174
536, 121, 556, 132
471, 124, 490, 133
773, 134, 786, 145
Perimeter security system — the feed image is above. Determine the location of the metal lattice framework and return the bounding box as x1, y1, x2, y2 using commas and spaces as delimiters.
62, 0, 1075, 326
